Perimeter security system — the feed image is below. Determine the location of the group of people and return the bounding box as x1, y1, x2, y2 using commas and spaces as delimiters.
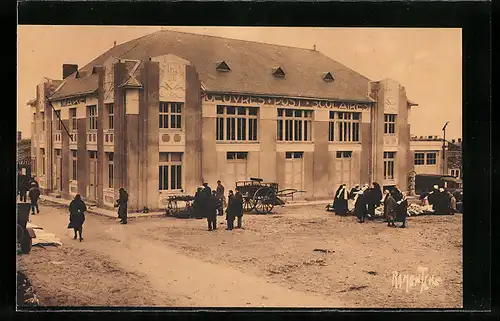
17, 173, 41, 216
332, 182, 408, 228
193, 181, 244, 231
420, 185, 458, 215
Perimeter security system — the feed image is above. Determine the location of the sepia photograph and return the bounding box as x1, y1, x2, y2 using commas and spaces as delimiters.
16, 26, 464, 309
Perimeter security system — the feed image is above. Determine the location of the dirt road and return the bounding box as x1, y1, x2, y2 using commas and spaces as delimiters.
18, 202, 343, 307
17, 201, 462, 308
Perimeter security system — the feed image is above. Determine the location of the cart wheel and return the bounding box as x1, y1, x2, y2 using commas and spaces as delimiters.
253, 187, 275, 214
243, 197, 255, 213
17, 224, 24, 243
21, 231, 32, 254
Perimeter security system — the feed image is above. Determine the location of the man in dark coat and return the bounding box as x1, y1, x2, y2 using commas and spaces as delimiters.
234, 189, 244, 228
206, 192, 218, 231
28, 185, 40, 215
114, 188, 129, 224
202, 182, 212, 198
68, 194, 86, 241
216, 180, 226, 215
225, 190, 236, 230
18, 174, 28, 202
384, 190, 397, 227
333, 184, 348, 216
28, 176, 39, 188
193, 187, 204, 219
392, 189, 408, 228
427, 185, 440, 211
366, 182, 383, 219
354, 189, 368, 223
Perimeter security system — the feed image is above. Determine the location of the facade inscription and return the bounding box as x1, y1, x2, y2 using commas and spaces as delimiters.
203, 93, 371, 110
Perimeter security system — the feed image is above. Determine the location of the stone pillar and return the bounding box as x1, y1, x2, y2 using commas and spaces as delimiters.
370, 81, 385, 185
276, 152, 285, 189
312, 109, 329, 199
76, 104, 87, 198
185, 65, 203, 194
397, 86, 410, 191
96, 66, 105, 205
328, 151, 337, 192
140, 60, 160, 210
113, 62, 128, 195
61, 111, 70, 198
304, 151, 314, 199
259, 106, 277, 182
201, 103, 217, 185
44, 95, 53, 193
125, 88, 141, 211
360, 122, 372, 185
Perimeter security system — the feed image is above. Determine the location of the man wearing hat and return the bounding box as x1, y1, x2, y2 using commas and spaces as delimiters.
427, 185, 440, 212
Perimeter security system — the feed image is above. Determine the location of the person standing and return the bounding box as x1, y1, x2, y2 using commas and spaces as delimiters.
115, 188, 129, 224
225, 190, 236, 230
68, 194, 86, 241
354, 188, 368, 223
216, 180, 226, 215
28, 176, 39, 188
234, 188, 244, 228
366, 182, 383, 219
19, 173, 29, 202
193, 186, 204, 219
28, 184, 40, 215
202, 182, 212, 198
384, 190, 397, 227
206, 191, 218, 231
427, 185, 440, 211
333, 184, 348, 216
393, 189, 408, 228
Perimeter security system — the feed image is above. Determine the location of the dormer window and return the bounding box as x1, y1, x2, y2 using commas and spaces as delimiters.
216, 61, 231, 72
273, 67, 286, 78
323, 72, 335, 82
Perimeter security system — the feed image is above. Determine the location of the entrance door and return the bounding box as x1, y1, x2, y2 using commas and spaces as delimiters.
227, 160, 247, 190
88, 151, 97, 200
335, 151, 353, 187
284, 152, 304, 193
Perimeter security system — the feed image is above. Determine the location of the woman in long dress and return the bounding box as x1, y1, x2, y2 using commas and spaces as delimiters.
383, 190, 397, 227
115, 188, 129, 224
333, 184, 349, 216
68, 194, 87, 241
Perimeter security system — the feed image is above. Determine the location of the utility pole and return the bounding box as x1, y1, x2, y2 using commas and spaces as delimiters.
442, 121, 449, 175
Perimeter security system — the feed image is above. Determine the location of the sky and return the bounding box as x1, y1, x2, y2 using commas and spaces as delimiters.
17, 26, 462, 139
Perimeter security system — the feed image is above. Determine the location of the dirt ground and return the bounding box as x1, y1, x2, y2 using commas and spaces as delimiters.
17, 201, 462, 308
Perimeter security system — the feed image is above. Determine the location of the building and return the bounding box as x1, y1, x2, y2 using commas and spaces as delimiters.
446, 138, 462, 179
28, 30, 429, 211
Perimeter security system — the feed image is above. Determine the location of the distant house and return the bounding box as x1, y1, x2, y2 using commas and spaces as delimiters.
446, 138, 462, 179
17, 138, 32, 177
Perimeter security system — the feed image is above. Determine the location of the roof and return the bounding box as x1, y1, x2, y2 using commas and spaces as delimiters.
50, 72, 99, 100
67, 30, 373, 102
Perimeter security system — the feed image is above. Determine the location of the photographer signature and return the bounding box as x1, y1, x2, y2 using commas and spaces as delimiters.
392, 266, 442, 293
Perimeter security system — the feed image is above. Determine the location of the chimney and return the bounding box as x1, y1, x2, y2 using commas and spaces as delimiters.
62, 64, 78, 79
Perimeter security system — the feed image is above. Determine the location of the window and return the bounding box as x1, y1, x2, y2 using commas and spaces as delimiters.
159, 102, 183, 129
273, 67, 286, 78
107, 152, 114, 188
159, 152, 182, 191
71, 150, 78, 181
426, 152, 437, 165
384, 152, 395, 180
328, 111, 335, 142
89, 151, 97, 159
41, 112, 45, 131
384, 114, 396, 134
333, 112, 360, 142
88, 105, 97, 130
227, 152, 248, 160
41, 148, 45, 175
70, 108, 77, 132
285, 152, 304, 159
54, 110, 61, 130
414, 153, 425, 165
277, 108, 312, 142
107, 104, 114, 130
450, 169, 460, 178
336, 151, 353, 158
216, 106, 258, 141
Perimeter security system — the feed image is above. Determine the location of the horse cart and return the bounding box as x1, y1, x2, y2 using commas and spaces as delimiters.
165, 195, 196, 219
235, 178, 305, 214
17, 202, 36, 254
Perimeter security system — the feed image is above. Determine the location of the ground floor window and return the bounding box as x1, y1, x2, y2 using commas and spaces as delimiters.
426, 152, 437, 165
71, 150, 77, 181
336, 151, 352, 159
159, 152, 183, 191
107, 152, 114, 188
384, 152, 396, 180
449, 169, 461, 178
414, 152, 425, 165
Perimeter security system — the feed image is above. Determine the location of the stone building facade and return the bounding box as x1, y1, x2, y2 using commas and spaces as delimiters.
27, 30, 431, 211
